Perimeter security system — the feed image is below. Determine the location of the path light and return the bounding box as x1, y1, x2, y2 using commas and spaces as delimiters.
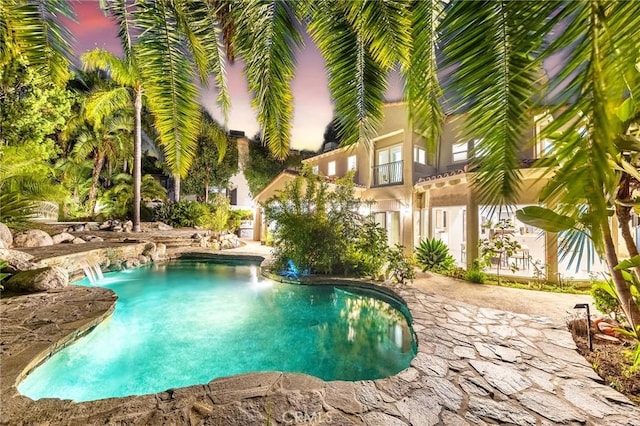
574, 303, 593, 351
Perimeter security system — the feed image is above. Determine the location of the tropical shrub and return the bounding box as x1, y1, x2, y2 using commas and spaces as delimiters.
415, 238, 455, 273
386, 244, 415, 285
203, 194, 230, 234
0, 260, 10, 291
227, 209, 253, 233
591, 281, 622, 320
444, 266, 467, 280
100, 174, 167, 220
465, 268, 487, 284
153, 201, 209, 228
264, 169, 388, 276
344, 217, 389, 277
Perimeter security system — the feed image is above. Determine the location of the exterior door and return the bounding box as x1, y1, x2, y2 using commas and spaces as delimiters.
377, 150, 390, 184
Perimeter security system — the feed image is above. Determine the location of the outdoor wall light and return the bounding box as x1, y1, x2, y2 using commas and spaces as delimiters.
574, 303, 593, 352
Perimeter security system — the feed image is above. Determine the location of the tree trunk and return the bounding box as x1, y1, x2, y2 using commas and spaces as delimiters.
133, 87, 142, 232
88, 152, 106, 216
204, 169, 210, 203
174, 175, 181, 202
615, 173, 640, 280
603, 224, 640, 333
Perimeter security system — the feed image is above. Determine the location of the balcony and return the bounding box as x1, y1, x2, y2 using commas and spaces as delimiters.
372, 160, 403, 187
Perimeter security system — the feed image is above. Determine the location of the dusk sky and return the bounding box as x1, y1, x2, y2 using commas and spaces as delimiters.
66, 1, 403, 151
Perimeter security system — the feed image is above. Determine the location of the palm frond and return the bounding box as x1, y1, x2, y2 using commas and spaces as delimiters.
343, 0, 412, 70
441, 0, 553, 206
82, 49, 138, 87
200, 109, 228, 163
403, 0, 445, 161
0, 191, 36, 225
307, 1, 386, 150
191, 0, 231, 121
99, 0, 135, 60
172, 0, 230, 120
1, 0, 74, 84
85, 86, 132, 127
540, 0, 637, 250
232, 0, 301, 160
135, 0, 201, 178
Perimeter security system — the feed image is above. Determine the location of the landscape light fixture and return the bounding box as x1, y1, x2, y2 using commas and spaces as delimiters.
573, 303, 592, 352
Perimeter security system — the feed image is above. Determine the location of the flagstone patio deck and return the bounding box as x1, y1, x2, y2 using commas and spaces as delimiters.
1, 252, 639, 425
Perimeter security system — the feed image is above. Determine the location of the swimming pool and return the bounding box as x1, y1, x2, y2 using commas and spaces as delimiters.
18, 259, 416, 402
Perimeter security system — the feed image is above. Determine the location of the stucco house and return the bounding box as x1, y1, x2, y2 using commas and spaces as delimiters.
255, 102, 616, 281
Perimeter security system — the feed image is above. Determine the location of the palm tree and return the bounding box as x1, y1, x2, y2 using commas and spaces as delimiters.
82, 49, 145, 230
86, 0, 231, 231
71, 114, 133, 215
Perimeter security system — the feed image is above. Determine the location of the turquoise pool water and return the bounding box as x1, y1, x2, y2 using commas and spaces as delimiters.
18, 260, 416, 402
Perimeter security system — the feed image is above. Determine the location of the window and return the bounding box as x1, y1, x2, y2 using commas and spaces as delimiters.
472, 138, 487, 158
312, 165, 319, 175
435, 209, 447, 229
535, 112, 554, 157
375, 145, 403, 185
327, 161, 336, 176
452, 142, 468, 162
413, 146, 426, 165
347, 155, 357, 171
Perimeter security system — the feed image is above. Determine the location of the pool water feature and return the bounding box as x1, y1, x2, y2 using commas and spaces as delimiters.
18, 260, 417, 402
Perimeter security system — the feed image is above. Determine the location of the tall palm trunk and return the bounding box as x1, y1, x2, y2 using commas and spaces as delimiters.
88, 151, 106, 216
615, 173, 640, 280
603, 222, 640, 333
174, 175, 181, 202
204, 166, 210, 203
133, 87, 142, 232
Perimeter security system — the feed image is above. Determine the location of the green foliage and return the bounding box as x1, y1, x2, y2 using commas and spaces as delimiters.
386, 244, 415, 285
0, 260, 10, 292
264, 170, 388, 276
605, 260, 640, 369
202, 194, 230, 234
227, 209, 253, 233
0, 260, 11, 281
0, 57, 73, 219
154, 196, 238, 232
244, 136, 312, 196
0, 192, 36, 226
444, 266, 467, 280
465, 268, 487, 284
415, 238, 455, 273
100, 174, 167, 220
516, 207, 577, 233
153, 200, 209, 228
181, 110, 237, 201
591, 284, 622, 319
478, 219, 521, 283
344, 217, 389, 277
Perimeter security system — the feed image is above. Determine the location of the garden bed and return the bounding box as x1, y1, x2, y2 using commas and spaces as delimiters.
569, 318, 640, 405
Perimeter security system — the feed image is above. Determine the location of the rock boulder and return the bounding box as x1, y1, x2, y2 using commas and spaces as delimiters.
4, 266, 69, 292
0, 249, 45, 273
13, 229, 54, 248
52, 232, 76, 244
0, 222, 13, 248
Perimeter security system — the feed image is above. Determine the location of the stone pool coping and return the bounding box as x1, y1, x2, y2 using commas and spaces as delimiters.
1, 253, 640, 425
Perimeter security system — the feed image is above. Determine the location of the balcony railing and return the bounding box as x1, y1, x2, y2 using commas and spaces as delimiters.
372, 160, 403, 186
